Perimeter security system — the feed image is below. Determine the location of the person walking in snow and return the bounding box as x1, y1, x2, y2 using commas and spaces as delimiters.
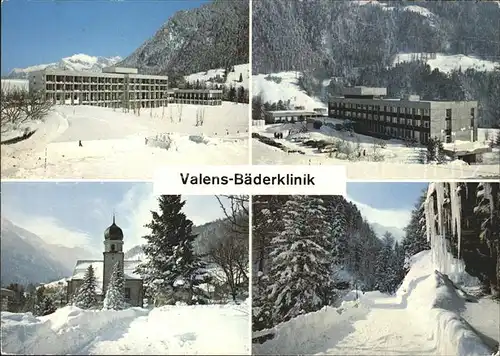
79, 140, 83, 147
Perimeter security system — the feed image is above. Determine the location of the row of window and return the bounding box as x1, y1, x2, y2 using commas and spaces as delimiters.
331, 110, 431, 128
362, 121, 431, 144
330, 102, 431, 116
44, 84, 168, 91
44, 75, 167, 85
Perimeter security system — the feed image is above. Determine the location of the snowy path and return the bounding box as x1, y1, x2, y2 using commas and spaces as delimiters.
317, 294, 436, 355
254, 292, 437, 355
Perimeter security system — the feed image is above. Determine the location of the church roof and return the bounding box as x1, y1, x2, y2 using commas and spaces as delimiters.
70, 260, 142, 293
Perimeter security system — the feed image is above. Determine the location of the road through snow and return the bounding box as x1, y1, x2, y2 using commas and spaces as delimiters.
317, 294, 437, 355
254, 291, 437, 355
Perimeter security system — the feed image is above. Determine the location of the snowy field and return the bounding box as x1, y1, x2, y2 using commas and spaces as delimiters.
253, 251, 497, 356
252, 123, 500, 179
185, 63, 249, 90
1, 102, 249, 179
1, 301, 250, 355
253, 72, 327, 111
393, 53, 499, 74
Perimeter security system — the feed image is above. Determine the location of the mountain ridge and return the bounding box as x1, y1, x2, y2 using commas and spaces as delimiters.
4, 54, 122, 79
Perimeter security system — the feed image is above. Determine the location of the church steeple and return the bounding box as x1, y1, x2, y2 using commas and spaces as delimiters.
103, 212, 125, 295
104, 214, 123, 241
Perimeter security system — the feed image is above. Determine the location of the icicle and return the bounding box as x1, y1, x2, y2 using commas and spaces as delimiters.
449, 181, 462, 260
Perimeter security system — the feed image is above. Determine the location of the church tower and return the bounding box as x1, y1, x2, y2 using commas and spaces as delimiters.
103, 214, 125, 295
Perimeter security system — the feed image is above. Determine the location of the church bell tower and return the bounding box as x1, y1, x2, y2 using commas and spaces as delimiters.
103, 214, 125, 295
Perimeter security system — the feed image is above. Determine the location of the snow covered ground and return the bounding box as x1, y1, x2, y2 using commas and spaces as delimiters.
393, 53, 499, 74
252, 123, 500, 179
1, 102, 249, 179
185, 63, 249, 90
253, 72, 327, 111
253, 251, 497, 356
1, 301, 250, 355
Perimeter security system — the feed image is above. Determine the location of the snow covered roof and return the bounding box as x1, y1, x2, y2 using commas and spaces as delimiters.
70, 260, 142, 290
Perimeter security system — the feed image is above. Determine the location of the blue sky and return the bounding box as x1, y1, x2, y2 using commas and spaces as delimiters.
1, 0, 211, 74
1, 181, 230, 255
346, 182, 428, 229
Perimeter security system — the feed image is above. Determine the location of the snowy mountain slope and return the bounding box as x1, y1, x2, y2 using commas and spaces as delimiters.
124, 217, 228, 260
370, 222, 405, 241
393, 53, 499, 74
1, 79, 29, 92
119, 0, 248, 77
0, 217, 93, 285
1, 218, 69, 285
4, 54, 122, 79
253, 71, 326, 110
185, 63, 249, 90
1, 301, 250, 355
253, 251, 493, 356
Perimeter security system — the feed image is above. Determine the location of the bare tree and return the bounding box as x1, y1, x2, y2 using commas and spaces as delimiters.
195, 107, 206, 126
1, 89, 52, 134
207, 218, 249, 302
178, 104, 184, 122
215, 195, 249, 236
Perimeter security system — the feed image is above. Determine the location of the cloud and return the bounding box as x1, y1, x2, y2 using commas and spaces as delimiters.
346, 196, 412, 230
115, 186, 233, 249
115, 183, 157, 249
6, 213, 95, 252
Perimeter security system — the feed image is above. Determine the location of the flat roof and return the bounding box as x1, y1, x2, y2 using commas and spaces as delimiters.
35, 68, 167, 80
331, 96, 477, 105
343, 86, 387, 96
168, 88, 223, 93
267, 110, 317, 116
102, 67, 138, 74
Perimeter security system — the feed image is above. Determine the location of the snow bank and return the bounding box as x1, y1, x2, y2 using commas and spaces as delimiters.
253, 303, 368, 355
1, 303, 249, 355
400, 251, 492, 356
1, 306, 148, 355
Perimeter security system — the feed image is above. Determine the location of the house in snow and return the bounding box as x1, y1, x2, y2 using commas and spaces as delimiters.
66, 216, 144, 307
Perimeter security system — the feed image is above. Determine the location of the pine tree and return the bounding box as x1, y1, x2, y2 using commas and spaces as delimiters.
237, 86, 245, 103
325, 197, 347, 268
33, 286, 46, 316
375, 232, 396, 293
266, 195, 333, 324
73, 265, 98, 309
238, 73, 243, 82
136, 195, 211, 305
227, 86, 237, 102
103, 262, 126, 310
402, 190, 430, 262
39, 295, 57, 316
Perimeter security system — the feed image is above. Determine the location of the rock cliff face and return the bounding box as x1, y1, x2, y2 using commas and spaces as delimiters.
119, 0, 249, 77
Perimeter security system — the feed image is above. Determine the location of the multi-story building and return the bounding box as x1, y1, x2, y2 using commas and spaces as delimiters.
328, 87, 478, 144
167, 88, 223, 105
29, 67, 168, 109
